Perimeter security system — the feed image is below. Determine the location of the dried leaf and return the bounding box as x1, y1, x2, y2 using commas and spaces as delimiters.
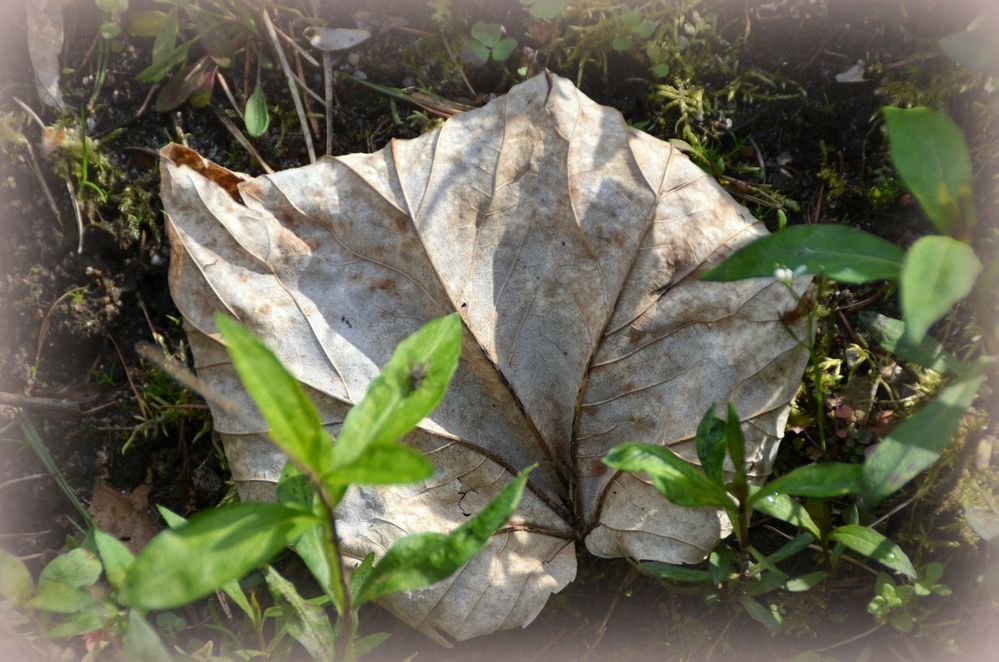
25, 0, 67, 113
303, 26, 370, 52
161, 73, 810, 641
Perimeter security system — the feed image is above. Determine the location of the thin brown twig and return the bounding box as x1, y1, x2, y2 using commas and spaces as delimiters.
439, 29, 476, 96
0, 473, 49, 491
34, 286, 87, 371
211, 106, 276, 174
273, 22, 320, 67
263, 9, 316, 162
216, 72, 244, 120
292, 37, 321, 137
584, 568, 636, 657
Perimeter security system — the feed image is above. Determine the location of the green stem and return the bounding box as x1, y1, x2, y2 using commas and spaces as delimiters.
313, 485, 355, 662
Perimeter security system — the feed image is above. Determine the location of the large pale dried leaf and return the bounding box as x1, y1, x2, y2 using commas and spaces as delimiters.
161, 73, 809, 642
25, 0, 67, 113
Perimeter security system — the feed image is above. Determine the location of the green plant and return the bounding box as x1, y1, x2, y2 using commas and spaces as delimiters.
115, 313, 531, 660
604, 402, 917, 629
521, 0, 569, 21
867, 562, 951, 633
701, 105, 995, 509
466, 22, 518, 64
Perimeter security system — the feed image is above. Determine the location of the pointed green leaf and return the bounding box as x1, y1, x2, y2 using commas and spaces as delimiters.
264, 567, 336, 660
830, 525, 916, 578
603, 443, 733, 508
862, 313, 962, 374
354, 465, 532, 607
884, 106, 975, 236
639, 561, 711, 583
751, 491, 821, 539
863, 364, 988, 506
216, 314, 334, 479
39, 548, 102, 589
900, 235, 981, 343
785, 571, 828, 592
695, 404, 726, 485
702, 224, 905, 284
332, 314, 462, 468
749, 463, 862, 507
27, 580, 93, 614
724, 403, 746, 489
157, 505, 255, 620
739, 594, 780, 629
94, 530, 134, 590
123, 611, 172, 662
324, 444, 433, 487
121, 503, 319, 609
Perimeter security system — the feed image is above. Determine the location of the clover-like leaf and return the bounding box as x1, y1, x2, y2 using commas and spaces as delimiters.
161, 73, 810, 641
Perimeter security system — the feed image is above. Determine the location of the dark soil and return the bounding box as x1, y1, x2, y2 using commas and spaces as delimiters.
1, 0, 996, 660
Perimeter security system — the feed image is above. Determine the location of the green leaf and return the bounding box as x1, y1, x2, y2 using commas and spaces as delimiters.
862, 364, 988, 506
884, 106, 975, 236
0, 549, 34, 605
862, 313, 962, 374
138, 41, 189, 84
121, 502, 319, 609
157, 505, 255, 620
739, 594, 780, 629
765, 533, 815, 565
216, 314, 334, 479
829, 525, 916, 578
151, 8, 179, 67
244, 82, 270, 138
701, 225, 905, 284
264, 567, 336, 660
354, 465, 533, 607
468, 41, 490, 64
612, 35, 634, 51
47, 604, 118, 638
27, 581, 93, 614
324, 444, 433, 487
749, 463, 863, 507
331, 314, 462, 469
750, 491, 821, 539
695, 404, 727, 486
724, 403, 746, 491
349, 553, 376, 600
276, 464, 336, 607
124, 9, 167, 37
491, 37, 518, 62
900, 235, 981, 343
785, 571, 828, 592
154, 55, 214, 112
639, 561, 711, 583
355, 632, 392, 656
746, 570, 786, 597
603, 443, 733, 508
94, 530, 134, 590
471, 22, 502, 48
123, 611, 172, 662
521, 0, 569, 20
39, 548, 102, 589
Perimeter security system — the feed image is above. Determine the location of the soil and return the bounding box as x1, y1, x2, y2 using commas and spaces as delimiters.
1, 0, 996, 660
